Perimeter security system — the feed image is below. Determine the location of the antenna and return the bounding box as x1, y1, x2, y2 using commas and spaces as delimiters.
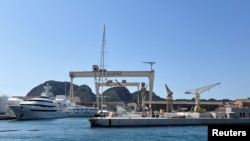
143, 62, 155, 71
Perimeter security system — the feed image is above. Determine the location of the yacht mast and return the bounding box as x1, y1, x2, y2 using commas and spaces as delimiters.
100, 25, 106, 74
100, 25, 106, 111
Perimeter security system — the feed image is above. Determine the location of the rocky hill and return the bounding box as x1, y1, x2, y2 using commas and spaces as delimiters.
26, 80, 166, 103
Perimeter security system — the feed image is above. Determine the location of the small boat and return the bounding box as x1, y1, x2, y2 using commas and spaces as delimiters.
8, 83, 68, 120
93, 109, 110, 117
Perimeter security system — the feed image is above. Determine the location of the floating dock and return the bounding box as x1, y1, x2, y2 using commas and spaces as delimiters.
88, 117, 250, 127
89, 106, 250, 127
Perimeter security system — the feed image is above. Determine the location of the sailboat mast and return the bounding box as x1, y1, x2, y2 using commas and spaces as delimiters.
100, 25, 106, 72
100, 25, 106, 111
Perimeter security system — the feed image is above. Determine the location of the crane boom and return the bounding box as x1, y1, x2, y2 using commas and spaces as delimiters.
165, 84, 173, 112
142, 62, 155, 71
185, 82, 221, 94
185, 82, 221, 112
165, 84, 173, 96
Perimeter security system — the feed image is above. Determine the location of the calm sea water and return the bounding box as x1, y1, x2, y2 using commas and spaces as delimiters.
0, 118, 207, 141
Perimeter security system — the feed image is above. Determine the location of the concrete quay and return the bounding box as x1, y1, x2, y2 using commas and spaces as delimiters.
88, 117, 250, 127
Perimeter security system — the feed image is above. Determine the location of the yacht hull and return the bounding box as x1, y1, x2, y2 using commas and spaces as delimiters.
9, 105, 68, 120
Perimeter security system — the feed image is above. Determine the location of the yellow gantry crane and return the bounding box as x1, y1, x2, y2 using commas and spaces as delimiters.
185, 82, 221, 112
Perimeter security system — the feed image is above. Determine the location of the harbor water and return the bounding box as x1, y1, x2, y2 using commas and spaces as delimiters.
0, 118, 207, 141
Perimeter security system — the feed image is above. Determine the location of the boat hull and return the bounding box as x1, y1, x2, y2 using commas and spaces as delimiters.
8, 105, 68, 120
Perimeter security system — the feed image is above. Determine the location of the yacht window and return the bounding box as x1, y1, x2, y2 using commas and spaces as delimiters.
20, 104, 56, 107
28, 99, 53, 103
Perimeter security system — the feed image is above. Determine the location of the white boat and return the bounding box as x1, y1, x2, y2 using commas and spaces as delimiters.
54, 95, 98, 117
8, 83, 68, 120
65, 104, 99, 117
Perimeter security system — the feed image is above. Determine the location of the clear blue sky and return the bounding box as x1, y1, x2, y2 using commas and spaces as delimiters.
0, 0, 249, 100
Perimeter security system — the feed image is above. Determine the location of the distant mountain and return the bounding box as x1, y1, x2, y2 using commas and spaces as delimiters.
26, 80, 166, 103
26, 80, 96, 102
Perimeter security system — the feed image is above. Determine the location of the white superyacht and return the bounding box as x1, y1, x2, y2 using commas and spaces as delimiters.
8, 83, 68, 120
